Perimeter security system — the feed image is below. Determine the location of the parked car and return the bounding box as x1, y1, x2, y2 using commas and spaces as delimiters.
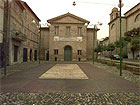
104, 55, 108, 57
110, 55, 120, 60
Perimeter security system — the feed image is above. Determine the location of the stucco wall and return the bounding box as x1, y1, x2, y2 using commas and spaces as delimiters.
109, 18, 126, 44
40, 27, 49, 60
87, 29, 97, 59
126, 11, 140, 31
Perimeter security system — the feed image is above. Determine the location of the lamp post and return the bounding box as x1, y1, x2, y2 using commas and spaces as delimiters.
118, 0, 124, 76
92, 23, 102, 64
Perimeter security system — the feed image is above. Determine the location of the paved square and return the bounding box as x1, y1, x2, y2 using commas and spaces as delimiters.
39, 64, 88, 79
1, 63, 139, 93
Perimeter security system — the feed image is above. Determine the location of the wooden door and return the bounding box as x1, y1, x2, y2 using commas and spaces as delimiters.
64, 46, 72, 61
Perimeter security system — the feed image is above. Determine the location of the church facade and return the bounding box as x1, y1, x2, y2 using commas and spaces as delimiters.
40, 13, 98, 61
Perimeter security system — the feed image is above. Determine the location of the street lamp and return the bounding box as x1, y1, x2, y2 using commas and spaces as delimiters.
91, 22, 102, 64
73, 1, 76, 6
118, 0, 124, 76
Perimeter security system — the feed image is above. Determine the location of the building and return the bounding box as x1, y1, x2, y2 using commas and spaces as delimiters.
0, 0, 4, 68
41, 13, 99, 61
102, 37, 109, 46
2, 0, 40, 66
102, 37, 109, 56
20, 1, 40, 63
108, 3, 140, 58
108, 7, 126, 44
124, 3, 140, 59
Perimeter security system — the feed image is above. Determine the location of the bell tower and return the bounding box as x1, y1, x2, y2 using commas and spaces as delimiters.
110, 7, 120, 21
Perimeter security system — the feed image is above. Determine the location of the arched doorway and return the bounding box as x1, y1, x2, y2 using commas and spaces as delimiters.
64, 46, 72, 61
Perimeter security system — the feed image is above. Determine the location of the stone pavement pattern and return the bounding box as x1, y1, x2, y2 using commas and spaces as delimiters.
1, 62, 140, 104
1, 63, 139, 93
0, 92, 140, 105
39, 64, 88, 79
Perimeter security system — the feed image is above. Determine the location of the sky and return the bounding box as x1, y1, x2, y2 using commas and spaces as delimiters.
23, 0, 140, 40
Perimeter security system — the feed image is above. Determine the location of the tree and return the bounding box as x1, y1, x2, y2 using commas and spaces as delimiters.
115, 41, 120, 48
94, 44, 103, 59
103, 45, 107, 51
124, 27, 140, 42
122, 37, 128, 48
94, 44, 103, 53
107, 43, 115, 54
130, 37, 140, 60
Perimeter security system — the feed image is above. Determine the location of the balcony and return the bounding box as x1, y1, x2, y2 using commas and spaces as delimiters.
11, 30, 27, 42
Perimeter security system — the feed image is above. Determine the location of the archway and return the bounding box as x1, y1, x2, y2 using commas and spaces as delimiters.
64, 45, 72, 61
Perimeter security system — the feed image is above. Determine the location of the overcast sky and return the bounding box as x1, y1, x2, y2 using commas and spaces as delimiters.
23, 0, 140, 39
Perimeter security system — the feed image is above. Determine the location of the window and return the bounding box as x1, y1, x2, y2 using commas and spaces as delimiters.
116, 13, 118, 17
78, 27, 82, 35
13, 23, 16, 30
14, 3, 17, 9
19, 27, 21, 32
54, 26, 59, 35
135, 14, 140, 22
54, 49, 58, 55
111, 15, 113, 20
24, 28, 26, 34
111, 23, 115, 30
78, 50, 82, 55
66, 27, 70, 35
55, 57, 57, 61
78, 58, 81, 61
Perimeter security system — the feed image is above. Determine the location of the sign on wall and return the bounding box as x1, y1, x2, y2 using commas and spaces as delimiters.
54, 36, 82, 42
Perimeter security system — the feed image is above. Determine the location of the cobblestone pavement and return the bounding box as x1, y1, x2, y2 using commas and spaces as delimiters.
0, 92, 140, 105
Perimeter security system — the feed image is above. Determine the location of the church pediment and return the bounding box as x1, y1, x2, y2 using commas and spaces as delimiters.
47, 13, 90, 24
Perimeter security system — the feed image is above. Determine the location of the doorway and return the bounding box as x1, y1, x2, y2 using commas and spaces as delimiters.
23, 48, 27, 62
64, 46, 72, 61
46, 51, 49, 61
30, 49, 32, 61
34, 50, 37, 61
14, 45, 18, 62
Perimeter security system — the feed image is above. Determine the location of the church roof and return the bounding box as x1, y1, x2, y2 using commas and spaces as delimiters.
47, 12, 90, 24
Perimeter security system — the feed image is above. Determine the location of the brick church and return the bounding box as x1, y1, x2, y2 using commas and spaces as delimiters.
40, 13, 98, 61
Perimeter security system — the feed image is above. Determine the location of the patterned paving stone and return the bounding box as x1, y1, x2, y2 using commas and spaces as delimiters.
0, 92, 140, 105
1, 62, 139, 104
39, 64, 88, 79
